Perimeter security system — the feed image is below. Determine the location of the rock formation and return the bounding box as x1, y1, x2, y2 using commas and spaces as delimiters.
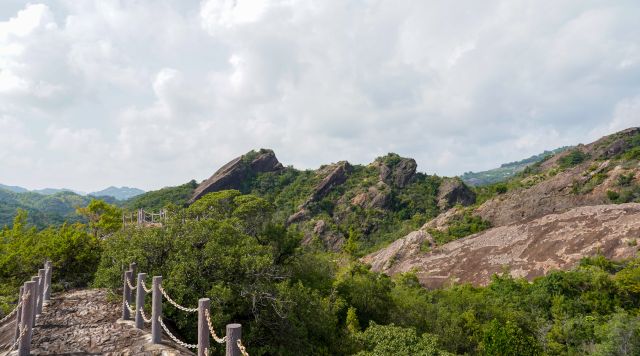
436, 177, 476, 210
287, 161, 352, 224
375, 155, 417, 188
364, 203, 640, 288
189, 149, 283, 204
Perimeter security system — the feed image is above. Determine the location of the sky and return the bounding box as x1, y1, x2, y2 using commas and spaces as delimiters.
0, 0, 639, 192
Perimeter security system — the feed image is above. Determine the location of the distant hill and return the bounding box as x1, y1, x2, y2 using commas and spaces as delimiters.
32, 188, 82, 195
0, 183, 29, 193
0, 189, 92, 228
123, 181, 197, 210
460, 147, 569, 186
90, 186, 145, 200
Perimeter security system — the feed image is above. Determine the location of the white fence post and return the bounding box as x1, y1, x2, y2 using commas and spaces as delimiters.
226, 323, 242, 356
37, 268, 45, 314
18, 281, 36, 356
13, 286, 24, 346
198, 298, 210, 356
122, 270, 132, 320
135, 273, 147, 329
151, 276, 163, 344
44, 261, 52, 302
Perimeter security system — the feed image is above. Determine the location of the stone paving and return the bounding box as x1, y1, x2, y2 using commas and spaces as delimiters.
1, 289, 195, 356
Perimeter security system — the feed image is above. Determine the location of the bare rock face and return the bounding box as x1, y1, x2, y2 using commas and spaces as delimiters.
351, 182, 391, 209
376, 156, 417, 188
474, 163, 639, 227
362, 230, 432, 272
189, 149, 283, 204
366, 203, 640, 288
472, 128, 640, 228
300, 219, 345, 251
307, 161, 352, 204
287, 162, 352, 224
437, 178, 476, 210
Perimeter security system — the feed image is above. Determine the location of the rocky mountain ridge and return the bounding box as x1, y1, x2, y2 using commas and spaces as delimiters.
364, 127, 640, 286
186, 150, 475, 254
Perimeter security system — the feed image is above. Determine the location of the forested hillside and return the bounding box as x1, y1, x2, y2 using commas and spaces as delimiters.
0, 189, 97, 228
2, 128, 640, 355
460, 147, 568, 186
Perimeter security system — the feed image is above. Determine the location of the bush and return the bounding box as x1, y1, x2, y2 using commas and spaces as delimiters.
558, 150, 587, 169
0, 210, 101, 313
622, 147, 640, 161
617, 173, 635, 187
607, 190, 620, 202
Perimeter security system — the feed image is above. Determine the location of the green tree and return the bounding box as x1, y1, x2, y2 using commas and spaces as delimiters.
481, 319, 541, 356
355, 322, 450, 356
76, 199, 122, 237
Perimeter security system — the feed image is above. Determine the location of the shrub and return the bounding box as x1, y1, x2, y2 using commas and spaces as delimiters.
617, 173, 635, 187
623, 147, 640, 161
558, 150, 587, 169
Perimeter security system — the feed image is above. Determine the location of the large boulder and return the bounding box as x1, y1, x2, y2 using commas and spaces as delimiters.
375, 154, 417, 188
437, 177, 476, 210
189, 149, 283, 204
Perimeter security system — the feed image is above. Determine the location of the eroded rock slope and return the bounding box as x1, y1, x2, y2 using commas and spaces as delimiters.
364, 203, 640, 287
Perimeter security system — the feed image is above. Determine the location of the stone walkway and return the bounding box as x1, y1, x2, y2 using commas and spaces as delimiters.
0, 289, 194, 355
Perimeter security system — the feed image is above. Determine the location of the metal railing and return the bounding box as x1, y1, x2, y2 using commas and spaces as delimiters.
122, 262, 249, 356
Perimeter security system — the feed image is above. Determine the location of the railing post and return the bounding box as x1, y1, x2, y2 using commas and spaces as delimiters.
37, 268, 45, 314
13, 285, 24, 346
226, 323, 242, 356
198, 298, 210, 356
122, 270, 132, 320
30, 276, 39, 326
151, 276, 162, 344
135, 273, 147, 329
44, 260, 52, 302
18, 281, 36, 356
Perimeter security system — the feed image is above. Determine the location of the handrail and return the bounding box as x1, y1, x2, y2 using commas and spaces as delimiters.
1, 260, 52, 355
123, 263, 249, 356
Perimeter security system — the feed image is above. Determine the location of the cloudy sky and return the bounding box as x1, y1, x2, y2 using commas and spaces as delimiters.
1, 0, 639, 192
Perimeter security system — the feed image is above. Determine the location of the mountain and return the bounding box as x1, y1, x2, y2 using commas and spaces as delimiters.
364, 127, 640, 286
0, 189, 93, 228
460, 146, 569, 186
0, 183, 29, 193
90, 186, 145, 200
177, 149, 476, 254
32, 188, 80, 195
123, 181, 197, 210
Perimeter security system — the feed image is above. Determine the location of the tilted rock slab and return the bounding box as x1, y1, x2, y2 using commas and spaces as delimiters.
364, 203, 640, 288
189, 149, 283, 204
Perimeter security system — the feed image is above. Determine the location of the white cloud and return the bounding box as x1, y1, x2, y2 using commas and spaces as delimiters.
0, 0, 639, 192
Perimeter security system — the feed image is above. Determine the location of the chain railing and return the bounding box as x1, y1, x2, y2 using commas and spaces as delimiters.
237, 339, 249, 356
159, 285, 198, 313
158, 316, 198, 349
122, 262, 249, 356
9, 324, 26, 352
205, 309, 226, 344
1, 260, 53, 356
139, 304, 152, 323
0, 300, 21, 325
